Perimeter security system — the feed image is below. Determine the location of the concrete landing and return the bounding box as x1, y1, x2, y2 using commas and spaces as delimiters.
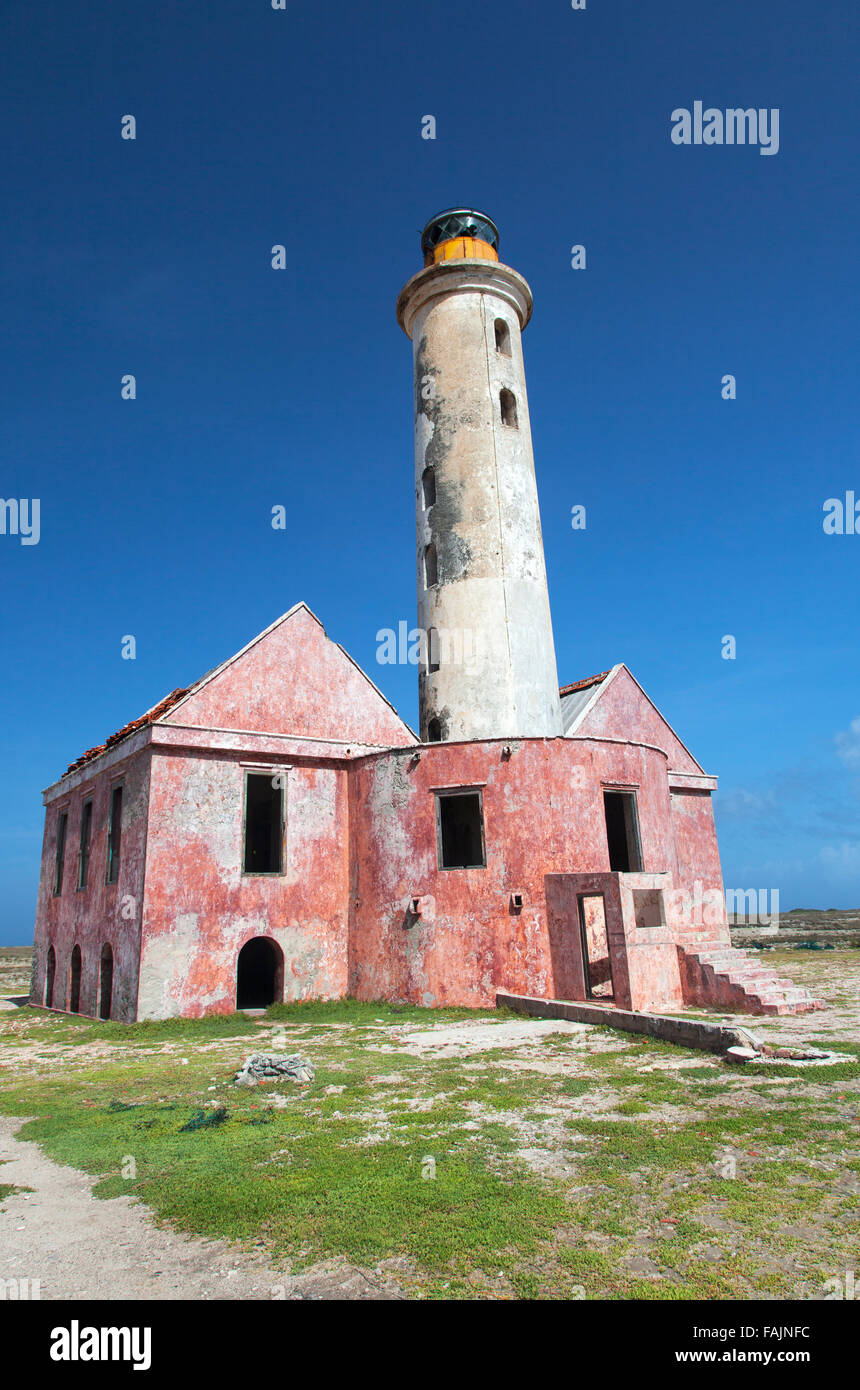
497, 991, 761, 1054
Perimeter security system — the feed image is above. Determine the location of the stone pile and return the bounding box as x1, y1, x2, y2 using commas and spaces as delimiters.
725, 1042, 835, 1064
234, 1053, 315, 1086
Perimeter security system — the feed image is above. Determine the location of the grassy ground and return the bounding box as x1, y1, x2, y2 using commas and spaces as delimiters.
1, 952, 859, 1299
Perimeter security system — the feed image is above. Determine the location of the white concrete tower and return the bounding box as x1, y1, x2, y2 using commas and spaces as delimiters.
396, 208, 563, 743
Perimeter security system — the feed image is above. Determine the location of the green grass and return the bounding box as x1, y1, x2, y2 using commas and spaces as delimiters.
264, 998, 501, 1026
0, 1184, 33, 1204
4, 1008, 260, 1047
1, 998, 858, 1299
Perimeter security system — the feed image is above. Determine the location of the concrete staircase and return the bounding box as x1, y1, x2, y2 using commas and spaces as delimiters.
679, 941, 825, 1016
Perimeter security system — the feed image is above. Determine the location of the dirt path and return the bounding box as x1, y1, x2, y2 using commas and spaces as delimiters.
0, 1115, 399, 1300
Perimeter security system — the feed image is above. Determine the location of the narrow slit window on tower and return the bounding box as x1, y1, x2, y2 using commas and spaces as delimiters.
106, 785, 123, 884
603, 789, 643, 873
427, 626, 440, 673
53, 811, 68, 896
494, 318, 511, 356
424, 542, 438, 588
422, 465, 436, 508
427, 717, 442, 743
243, 772, 284, 875
500, 388, 518, 428
436, 789, 486, 870
78, 800, 93, 890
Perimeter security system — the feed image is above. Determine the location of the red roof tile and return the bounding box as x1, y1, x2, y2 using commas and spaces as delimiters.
64, 688, 189, 777
558, 669, 612, 698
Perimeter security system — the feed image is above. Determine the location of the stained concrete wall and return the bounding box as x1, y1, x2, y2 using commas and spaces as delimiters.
163, 603, 415, 748
400, 260, 563, 742
573, 666, 704, 776
348, 734, 691, 1008
670, 787, 730, 944
136, 749, 351, 1019
30, 744, 151, 1022
30, 617, 726, 1020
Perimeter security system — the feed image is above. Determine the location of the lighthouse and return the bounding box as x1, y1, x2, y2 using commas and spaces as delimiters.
396, 209, 564, 743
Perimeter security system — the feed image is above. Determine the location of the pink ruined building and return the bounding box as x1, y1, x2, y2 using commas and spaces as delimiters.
30, 210, 820, 1022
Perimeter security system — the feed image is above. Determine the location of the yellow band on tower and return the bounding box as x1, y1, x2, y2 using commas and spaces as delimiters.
428, 236, 499, 266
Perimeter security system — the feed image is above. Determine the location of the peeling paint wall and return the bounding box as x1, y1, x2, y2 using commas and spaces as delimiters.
403, 260, 563, 741
670, 788, 729, 943
30, 749, 151, 1022
162, 604, 415, 748
348, 729, 715, 1009
31, 628, 727, 1021
574, 666, 704, 776
137, 750, 350, 1019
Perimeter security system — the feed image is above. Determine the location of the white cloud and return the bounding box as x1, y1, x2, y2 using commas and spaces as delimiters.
819, 841, 860, 876
835, 717, 860, 766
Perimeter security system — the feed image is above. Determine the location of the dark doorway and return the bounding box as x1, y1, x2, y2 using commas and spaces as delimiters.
578, 894, 614, 1001
69, 945, 82, 1013
236, 937, 284, 1009
99, 944, 114, 1020
45, 945, 56, 1008
604, 790, 643, 872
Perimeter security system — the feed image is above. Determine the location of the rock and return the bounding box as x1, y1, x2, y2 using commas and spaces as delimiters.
234, 1054, 315, 1086
725, 1045, 760, 1063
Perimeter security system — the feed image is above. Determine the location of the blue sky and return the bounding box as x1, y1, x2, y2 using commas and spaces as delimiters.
1, 0, 858, 943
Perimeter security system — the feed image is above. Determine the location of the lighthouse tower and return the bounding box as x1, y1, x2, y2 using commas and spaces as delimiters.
397, 209, 563, 743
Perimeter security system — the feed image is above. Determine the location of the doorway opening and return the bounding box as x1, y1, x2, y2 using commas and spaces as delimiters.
236, 937, 284, 1010
604, 790, 643, 872
99, 944, 114, 1020
45, 945, 56, 1008
69, 945, 82, 1013
577, 894, 614, 1001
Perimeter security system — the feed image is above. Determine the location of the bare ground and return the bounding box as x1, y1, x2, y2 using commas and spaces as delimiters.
0, 1113, 400, 1300
1, 946, 858, 1300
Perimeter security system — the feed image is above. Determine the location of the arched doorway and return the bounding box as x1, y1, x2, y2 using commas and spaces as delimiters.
69, 945, 82, 1013
99, 944, 114, 1020
45, 945, 56, 1008
236, 937, 283, 1010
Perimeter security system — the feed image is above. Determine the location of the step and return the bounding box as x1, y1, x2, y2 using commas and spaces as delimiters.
680, 944, 823, 1015
711, 967, 775, 984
